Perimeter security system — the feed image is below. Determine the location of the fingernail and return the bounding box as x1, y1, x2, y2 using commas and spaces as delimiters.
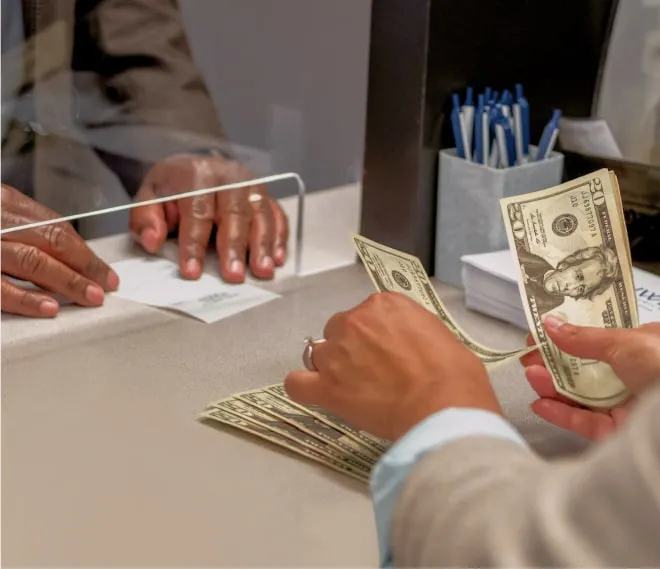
261, 256, 274, 271
229, 259, 242, 273
543, 315, 565, 331
106, 270, 120, 291
140, 228, 159, 252
186, 258, 201, 277
85, 284, 105, 305
39, 299, 59, 317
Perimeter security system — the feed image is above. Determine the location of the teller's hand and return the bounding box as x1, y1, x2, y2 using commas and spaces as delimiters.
1, 184, 119, 317
129, 154, 288, 283
285, 292, 502, 442
520, 318, 660, 441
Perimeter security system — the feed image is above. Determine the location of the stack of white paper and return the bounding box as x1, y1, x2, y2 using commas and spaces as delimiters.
461, 250, 660, 330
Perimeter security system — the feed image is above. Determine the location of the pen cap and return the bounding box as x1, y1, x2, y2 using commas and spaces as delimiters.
465, 86, 474, 106
515, 84, 524, 101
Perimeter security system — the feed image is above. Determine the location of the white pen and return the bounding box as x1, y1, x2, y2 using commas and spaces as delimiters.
495, 122, 508, 168
453, 94, 472, 161
480, 108, 489, 165
462, 87, 475, 154
513, 103, 524, 165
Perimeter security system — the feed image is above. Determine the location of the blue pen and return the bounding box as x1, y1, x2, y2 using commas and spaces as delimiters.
493, 110, 516, 167
520, 97, 530, 159
473, 94, 488, 165
462, 86, 475, 153
488, 106, 500, 167
502, 116, 517, 167
500, 91, 512, 125
536, 109, 561, 161
515, 84, 524, 101
514, 84, 530, 162
493, 114, 509, 168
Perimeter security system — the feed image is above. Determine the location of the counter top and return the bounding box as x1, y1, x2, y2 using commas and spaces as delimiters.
1, 185, 588, 567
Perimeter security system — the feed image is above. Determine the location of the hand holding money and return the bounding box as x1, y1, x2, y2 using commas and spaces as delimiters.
521, 321, 660, 440
501, 169, 639, 408
285, 292, 501, 442
200, 169, 640, 481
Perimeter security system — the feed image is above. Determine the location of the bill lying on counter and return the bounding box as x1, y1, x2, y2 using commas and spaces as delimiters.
200, 169, 639, 481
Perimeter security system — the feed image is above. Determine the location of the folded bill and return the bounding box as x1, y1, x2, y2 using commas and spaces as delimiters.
351, 234, 534, 368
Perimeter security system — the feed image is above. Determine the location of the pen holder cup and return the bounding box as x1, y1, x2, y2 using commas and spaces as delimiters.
434, 146, 563, 287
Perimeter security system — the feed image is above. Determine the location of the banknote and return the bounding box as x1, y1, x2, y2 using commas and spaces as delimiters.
233, 388, 377, 467
211, 398, 371, 476
352, 234, 532, 366
501, 169, 638, 408
199, 407, 369, 483
264, 384, 389, 455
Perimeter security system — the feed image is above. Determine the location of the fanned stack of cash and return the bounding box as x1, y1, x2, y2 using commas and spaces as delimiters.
201, 169, 639, 479
199, 384, 389, 483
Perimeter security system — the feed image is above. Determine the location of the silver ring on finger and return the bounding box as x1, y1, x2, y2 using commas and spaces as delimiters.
302, 336, 326, 371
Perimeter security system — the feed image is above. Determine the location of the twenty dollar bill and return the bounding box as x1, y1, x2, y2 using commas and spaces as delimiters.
352, 234, 531, 367
501, 169, 638, 408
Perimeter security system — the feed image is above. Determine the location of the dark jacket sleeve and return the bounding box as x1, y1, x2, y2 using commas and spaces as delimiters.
73, 0, 232, 193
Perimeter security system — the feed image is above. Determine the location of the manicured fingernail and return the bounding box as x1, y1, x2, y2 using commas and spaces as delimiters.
231, 259, 244, 274
39, 299, 59, 317
85, 284, 105, 305
106, 270, 120, 291
186, 258, 201, 277
543, 315, 565, 331
261, 256, 274, 271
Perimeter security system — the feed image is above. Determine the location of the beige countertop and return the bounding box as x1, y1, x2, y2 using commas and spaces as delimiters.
1, 185, 588, 567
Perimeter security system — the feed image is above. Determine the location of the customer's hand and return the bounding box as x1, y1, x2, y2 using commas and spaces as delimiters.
521, 317, 660, 441
285, 293, 501, 442
1, 184, 119, 317
129, 154, 288, 283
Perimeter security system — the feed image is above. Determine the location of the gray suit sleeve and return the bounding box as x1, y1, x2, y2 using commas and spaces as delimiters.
392, 384, 660, 567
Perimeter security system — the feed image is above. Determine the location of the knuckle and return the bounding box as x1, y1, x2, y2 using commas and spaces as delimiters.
366, 292, 383, 305
18, 289, 36, 308
343, 309, 362, 329
42, 223, 67, 252
66, 270, 85, 293
190, 197, 214, 220
16, 245, 47, 275
1, 209, 21, 229
1, 184, 18, 202
84, 256, 108, 282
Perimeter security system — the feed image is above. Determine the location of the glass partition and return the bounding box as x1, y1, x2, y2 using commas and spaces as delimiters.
1, 0, 370, 321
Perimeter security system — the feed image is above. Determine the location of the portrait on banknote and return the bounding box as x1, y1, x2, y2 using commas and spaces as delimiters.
518, 244, 621, 315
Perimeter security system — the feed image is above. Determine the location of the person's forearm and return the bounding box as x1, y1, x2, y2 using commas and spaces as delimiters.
391, 385, 660, 567
369, 408, 526, 567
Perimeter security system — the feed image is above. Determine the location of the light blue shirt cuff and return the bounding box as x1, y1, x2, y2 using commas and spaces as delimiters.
370, 408, 527, 567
